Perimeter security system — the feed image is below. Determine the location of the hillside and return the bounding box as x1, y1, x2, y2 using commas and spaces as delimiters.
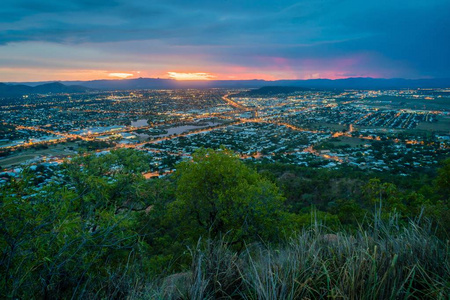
1, 148, 449, 299
0, 82, 91, 97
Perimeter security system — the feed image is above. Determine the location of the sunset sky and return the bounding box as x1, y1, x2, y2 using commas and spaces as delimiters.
1, 0, 449, 82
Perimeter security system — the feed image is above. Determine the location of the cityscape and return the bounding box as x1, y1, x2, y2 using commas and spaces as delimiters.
1, 0, 450, 298
1, 87, 449, 185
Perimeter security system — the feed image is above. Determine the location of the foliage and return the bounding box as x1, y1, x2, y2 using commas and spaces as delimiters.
169, 148, 291, 247
63, 148, 153, 215
0, 149, 154, 298
0, 148, 449, 298
435, 158, 450, 201
0, 183, 145, 298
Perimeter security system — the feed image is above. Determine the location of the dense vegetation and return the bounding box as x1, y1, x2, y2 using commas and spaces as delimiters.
1, 148, 449, 299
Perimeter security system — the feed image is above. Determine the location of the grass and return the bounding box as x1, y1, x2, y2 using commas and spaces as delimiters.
328, 136, 372, 147
364, 96, 450, 112
415, 115, 450, 132
0, 154, 37, 167
135, 214, 449, 299
0, 142, 78, 168
307, 122, 347, 131
2, 201, 448, 299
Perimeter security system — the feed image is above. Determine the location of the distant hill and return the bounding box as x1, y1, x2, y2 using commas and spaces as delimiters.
234, 86, 315, 97
273, 78, 450, 90
0, 83, 33, 97
6, 77, 450, 91
0, 82, 91, 97
13, 78, 267, 89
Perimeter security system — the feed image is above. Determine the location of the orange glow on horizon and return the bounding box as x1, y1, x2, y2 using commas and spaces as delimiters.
108, 72, 134, 79
0, 67, 384, 82
167, 72, 216, 80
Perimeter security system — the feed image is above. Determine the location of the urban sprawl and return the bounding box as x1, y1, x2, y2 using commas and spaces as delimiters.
1, 88, 449, 186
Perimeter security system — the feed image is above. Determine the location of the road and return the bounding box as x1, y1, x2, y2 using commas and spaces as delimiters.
4, 91, 424, 175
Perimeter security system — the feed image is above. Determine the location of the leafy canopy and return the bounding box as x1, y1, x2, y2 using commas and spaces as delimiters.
170, 148, 289, 244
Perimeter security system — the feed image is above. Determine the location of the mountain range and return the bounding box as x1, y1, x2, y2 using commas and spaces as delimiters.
1, 77, 450, 97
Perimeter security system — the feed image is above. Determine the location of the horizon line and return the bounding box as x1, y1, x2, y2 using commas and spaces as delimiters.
4, 76, 448, 84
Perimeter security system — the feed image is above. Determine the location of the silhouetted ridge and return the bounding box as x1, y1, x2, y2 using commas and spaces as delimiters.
0, 82, 92, 97
236, 86, 315, 97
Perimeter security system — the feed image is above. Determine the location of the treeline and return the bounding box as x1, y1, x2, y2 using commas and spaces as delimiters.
255, 160, 449, 234
0, 148, 449, 299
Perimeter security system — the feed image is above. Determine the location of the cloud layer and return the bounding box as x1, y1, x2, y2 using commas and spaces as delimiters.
1, 0, 449, 81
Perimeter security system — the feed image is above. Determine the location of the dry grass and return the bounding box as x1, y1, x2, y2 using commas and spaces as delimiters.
136, 214, 449, 300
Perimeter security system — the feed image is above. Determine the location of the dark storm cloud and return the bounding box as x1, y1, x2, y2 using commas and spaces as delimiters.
1, 0, 449, 78
0, 0, 343, 44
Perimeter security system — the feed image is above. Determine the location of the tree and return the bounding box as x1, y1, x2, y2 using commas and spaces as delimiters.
169, 148, 289, 246
363, 178, 406, 214
435, 158, 450, 202
0, 170, 144, 299
63, 148, 153, 218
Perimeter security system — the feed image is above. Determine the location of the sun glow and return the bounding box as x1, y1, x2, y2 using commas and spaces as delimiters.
167, 72, 216, 80
108, 73, 134, 79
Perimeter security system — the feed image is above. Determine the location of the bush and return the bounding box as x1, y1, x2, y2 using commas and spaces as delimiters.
169, 148, 291, 247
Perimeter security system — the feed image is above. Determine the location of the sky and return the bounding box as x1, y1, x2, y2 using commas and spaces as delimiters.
1, 0, 449, 82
